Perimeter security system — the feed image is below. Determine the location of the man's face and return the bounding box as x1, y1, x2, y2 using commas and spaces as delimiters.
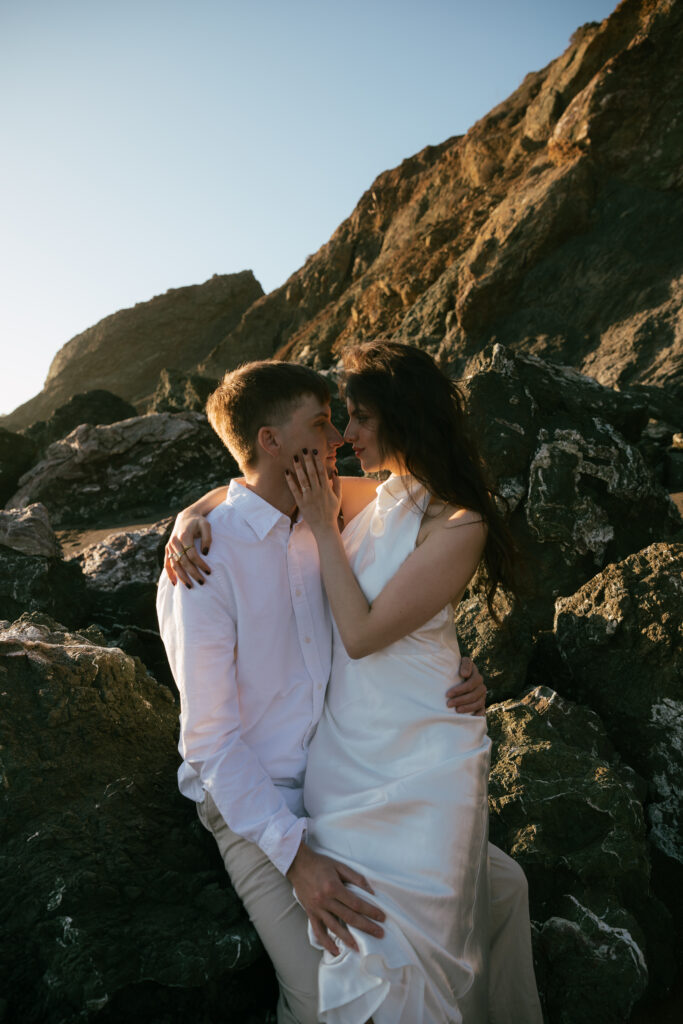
275, 394, 343, 476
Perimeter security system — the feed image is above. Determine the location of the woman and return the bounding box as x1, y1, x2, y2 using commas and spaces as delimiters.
167, 342, 515, 1022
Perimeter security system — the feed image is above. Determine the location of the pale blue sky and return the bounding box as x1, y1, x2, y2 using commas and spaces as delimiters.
1, 0, 617, 416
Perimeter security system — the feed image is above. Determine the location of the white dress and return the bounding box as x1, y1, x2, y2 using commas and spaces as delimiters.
304, 475, 491, 1024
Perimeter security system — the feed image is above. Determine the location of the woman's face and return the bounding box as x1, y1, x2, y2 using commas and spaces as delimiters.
344, 399, 404, 475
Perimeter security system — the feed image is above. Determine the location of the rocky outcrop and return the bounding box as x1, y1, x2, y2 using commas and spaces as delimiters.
454, 344, 681, 637
0, 505, 87, 626
73, 519, 174, 688
23, 390, 137, 453
146, 368, 219, 414
0, 613, 273, 1024
7, 412, 238, 529
554, 542, 683, 866
197, 0, 682, 404
1, 272, 263, 432
0, 426, 38, 505
488, 686, 672, 1021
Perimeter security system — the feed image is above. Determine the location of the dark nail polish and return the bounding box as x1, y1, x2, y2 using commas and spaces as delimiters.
185, 583, 193, 589
198, 580, 204, 586
302, 447, 308, 454
202, 547, 209, 555
312, 448, 318, 455
294, 455, 299, 462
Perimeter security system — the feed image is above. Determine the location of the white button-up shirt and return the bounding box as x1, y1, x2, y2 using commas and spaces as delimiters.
157, 480, 331, 875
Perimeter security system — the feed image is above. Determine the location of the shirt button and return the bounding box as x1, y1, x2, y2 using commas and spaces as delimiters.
317, 683, 323, 691
295, 588, 302, 597
304, 636, 311, 644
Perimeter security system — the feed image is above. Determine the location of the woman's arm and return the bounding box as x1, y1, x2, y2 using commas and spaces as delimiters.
288, 452, 486, 659
164, 485, 229, 587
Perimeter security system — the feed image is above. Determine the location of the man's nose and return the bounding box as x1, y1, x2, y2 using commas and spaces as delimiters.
328, 424, 344, 448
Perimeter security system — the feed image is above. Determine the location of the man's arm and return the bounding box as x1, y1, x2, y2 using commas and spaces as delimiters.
157, 565, 305, 873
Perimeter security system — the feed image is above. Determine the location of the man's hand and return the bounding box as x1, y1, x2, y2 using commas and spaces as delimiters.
446, 656, 487, 716
287, 841, 385, 955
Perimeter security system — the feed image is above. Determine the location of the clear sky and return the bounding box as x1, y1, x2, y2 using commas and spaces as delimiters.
1, 0, 617, 417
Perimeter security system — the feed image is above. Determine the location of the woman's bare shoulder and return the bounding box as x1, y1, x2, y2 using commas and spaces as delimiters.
419, 499, 486, 545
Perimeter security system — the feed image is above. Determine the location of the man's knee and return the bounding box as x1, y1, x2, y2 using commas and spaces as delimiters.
489, 844, 529, 920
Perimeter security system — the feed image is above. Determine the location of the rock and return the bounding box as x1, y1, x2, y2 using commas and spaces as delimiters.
487, 686, 663, 1020
554, 542, 683, 866
0, 613, 273, 1023
7, 412, 238, 529
146, 368, 219, 414
0, 503, 60, 558
454, 591, 534, 702
73, 519, 174, 688
1, 272, 263, 431
22, 390, 138, 452
0, 508, 87, 626
459, 345, 681, 631
535, 897, 649, 1024
0, 426, 38, 505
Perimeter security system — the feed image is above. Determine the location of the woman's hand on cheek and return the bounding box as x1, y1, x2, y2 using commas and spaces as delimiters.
285, 449, 341, 531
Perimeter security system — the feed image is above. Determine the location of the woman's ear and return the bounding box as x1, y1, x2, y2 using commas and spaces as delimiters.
256, 424, 280, 460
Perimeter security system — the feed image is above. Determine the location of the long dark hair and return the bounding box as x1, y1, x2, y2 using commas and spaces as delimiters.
341, 341, 516, 619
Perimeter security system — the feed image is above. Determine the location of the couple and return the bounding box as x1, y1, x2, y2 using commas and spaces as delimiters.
157, 342, 542, 1023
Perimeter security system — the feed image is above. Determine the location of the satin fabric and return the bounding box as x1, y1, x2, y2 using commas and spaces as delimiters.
304, 475, 491, 1023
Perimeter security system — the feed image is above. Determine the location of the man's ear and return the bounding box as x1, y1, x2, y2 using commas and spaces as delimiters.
256, 424, 281, 460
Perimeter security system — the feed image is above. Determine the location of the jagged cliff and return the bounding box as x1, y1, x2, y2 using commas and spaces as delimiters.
199, 0, 682, 397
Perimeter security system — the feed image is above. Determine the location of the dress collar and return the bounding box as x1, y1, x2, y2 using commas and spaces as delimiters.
226, 479, 298, 540
374, 474, 431, 515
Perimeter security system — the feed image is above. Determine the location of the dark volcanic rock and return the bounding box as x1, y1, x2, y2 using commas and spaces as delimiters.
0, 613, 272, 1024
7, 412, 238, 529
1, 271, 263, 431
554, 542, 683, 866
74, 519, 174, 687
488, 686, 662, 1021
0, 505, 87, 626
23, 390, 138, 452
458, 345, 681, 634
146, 368, 219, 414
0, 426, 38, 505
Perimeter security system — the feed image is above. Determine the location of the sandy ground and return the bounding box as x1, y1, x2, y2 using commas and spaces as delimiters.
57, 515, 171, 559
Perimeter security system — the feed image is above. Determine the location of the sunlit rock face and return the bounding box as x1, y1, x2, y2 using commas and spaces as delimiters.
487, 687, 662, 1023
1, 271, 263, 431
554, 542, 683, 866
0, 613, 273, 1024
7, 412, 237, 529
194, 0, 682, 406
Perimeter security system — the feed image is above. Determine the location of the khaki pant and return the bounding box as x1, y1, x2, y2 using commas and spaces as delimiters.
198, 794, 542, 1024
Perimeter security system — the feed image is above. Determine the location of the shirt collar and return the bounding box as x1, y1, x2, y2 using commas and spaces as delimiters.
226, 479, 298, 540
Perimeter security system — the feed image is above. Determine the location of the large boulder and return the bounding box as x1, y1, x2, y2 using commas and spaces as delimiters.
0, 426, 38, 505
0, 505, 87, 626
73, 518, 174, 688
554, 542, 683, 866
487, 686, 670, 1021
7, 412, 238, 529
23, 390, 138, 453
0, 613, 273, 1024
452, 345, 681, 697
459, 345, 680, 623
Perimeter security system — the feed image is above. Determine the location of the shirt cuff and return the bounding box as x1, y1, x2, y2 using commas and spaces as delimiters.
261, 814, 309, 875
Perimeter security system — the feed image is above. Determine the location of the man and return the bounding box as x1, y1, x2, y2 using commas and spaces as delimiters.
158, 360, 541, 1024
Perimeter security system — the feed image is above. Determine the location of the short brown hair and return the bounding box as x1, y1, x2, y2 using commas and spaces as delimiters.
206, 360, 330, 469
